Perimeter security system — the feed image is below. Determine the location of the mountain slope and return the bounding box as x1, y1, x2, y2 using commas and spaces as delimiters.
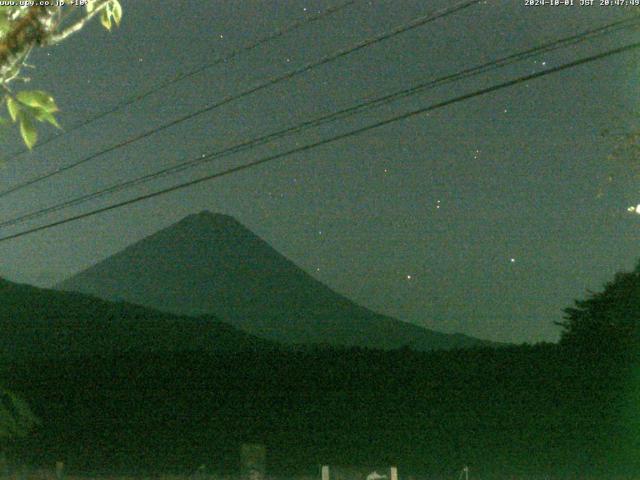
57, 211, 490, 351
0, 277, 273, 360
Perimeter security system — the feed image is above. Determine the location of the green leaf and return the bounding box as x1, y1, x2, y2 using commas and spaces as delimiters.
6, 97, 20, 122
98, 1, 123, 31
33, 108, 60, 129
16, 90, 58, 112
100, 8, 112, 30
18, 113, 37, 149
112, 0, 122, 26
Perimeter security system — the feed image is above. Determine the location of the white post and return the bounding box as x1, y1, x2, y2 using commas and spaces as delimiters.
321, 465, 330, 480
390, 466, 398, 480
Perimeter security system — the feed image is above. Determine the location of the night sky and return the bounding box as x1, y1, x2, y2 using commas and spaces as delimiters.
0, 0, 638, 344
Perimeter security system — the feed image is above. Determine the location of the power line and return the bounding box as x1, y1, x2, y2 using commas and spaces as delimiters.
1, 16, 637, 230
3, 0, 358, 160
0, 0, 484, 200
1, 40, 637, 244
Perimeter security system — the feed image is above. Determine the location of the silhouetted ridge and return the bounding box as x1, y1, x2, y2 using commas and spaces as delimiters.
57, 212, 494, 351
0, 278, 275, 361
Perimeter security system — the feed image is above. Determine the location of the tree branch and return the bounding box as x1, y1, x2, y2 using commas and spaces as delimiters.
46, 0, 112, 45
0, 6, 56, 83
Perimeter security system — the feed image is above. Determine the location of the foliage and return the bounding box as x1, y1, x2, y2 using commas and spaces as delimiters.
3, 344, 633, 478
5, 90, 59, 149
0, 387, 39, 442
0, 0, 123, 149
557, 260, 640, 354
599, 122, 640, 213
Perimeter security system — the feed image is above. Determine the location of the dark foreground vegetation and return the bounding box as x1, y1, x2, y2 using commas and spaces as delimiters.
1, 262, 640, 479
1, 342, 637, 478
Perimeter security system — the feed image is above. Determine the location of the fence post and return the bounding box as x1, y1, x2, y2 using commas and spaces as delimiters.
240, 444, 266, 480
321, 465, 330, 480
55, 461, 64, 480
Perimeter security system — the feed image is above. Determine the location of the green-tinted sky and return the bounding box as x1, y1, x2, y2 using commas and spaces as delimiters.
0, 0, 638, 343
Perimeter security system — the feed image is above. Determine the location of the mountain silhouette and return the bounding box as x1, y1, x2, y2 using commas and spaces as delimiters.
57, 211, 491, 350
0, 277, 272, 360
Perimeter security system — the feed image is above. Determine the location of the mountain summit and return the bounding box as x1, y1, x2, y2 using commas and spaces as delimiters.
57, 211, 488, 350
